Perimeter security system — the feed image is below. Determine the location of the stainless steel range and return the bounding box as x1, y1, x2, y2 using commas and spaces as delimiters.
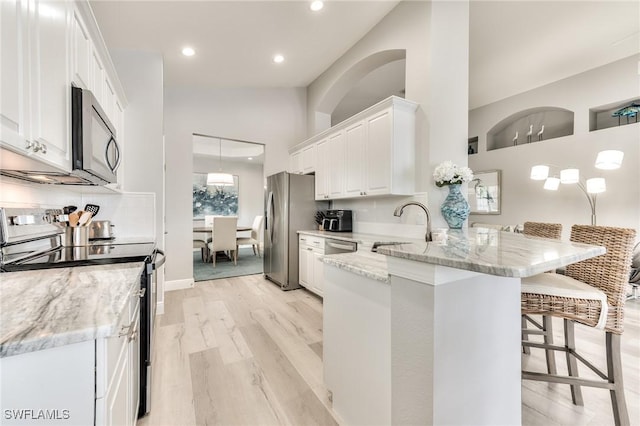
0, 207, 163, 418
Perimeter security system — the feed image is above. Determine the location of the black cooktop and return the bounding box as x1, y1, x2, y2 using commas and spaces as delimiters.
1, 241, 156, 272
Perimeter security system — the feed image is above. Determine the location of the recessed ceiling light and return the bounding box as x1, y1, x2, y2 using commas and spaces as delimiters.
310, 1, 324, 11
182, 47, 195, 57
273, 54, 284, 64
248, 157, 253, 161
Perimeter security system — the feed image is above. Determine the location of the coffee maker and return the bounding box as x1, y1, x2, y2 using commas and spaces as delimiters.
322, 210, 352, 232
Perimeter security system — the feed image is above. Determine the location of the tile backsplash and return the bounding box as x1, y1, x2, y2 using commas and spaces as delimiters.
1, 178, 156, 240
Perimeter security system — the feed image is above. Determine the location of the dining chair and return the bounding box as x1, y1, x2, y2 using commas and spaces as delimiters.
237, 215, 264, 257
521, 225, 636, 426
520, 222, 562, 365
207, 216, 238, 267
193, 235, 208, 262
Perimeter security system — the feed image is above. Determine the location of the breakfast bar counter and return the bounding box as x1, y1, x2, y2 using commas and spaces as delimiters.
322, 228, 605, 426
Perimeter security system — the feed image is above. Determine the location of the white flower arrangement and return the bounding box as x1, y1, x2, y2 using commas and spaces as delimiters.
433, 161, 474, 187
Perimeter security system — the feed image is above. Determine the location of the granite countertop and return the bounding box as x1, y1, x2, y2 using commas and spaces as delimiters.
377, 228, 605, 278
0, 262, 144, 358
322, 251, 390, 283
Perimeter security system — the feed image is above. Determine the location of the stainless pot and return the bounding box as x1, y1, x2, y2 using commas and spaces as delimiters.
89, 220, 114, 240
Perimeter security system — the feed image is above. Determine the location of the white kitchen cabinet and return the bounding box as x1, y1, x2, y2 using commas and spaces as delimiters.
344, 120, 366, 197
71, 5, 91, 90
290, 96, 418, 201
298, 234, 325, 296
312, 251, 325, 296
298, 243, 312, 288
0, 0, 29, 153
327, 131, 345, 198
27, 0, 72, 170
96, 285, 141, 426
0, 0, 71, 171
315, 139, 329, 200
289, 150, 302, 174
91, 50, 105, 106
301, 143, 316, 174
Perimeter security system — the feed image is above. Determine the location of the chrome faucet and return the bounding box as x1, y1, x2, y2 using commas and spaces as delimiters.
393, 201, 433, 242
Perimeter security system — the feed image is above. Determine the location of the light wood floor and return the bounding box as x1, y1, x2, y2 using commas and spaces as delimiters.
139, 274, 640, 426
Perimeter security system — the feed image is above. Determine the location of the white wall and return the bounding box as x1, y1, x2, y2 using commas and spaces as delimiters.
164, 87, 306, 283
0, 179, 83, 209
307, 1, 470, 233
468, 54, 640, 241
193, 157, 264, 228
110, 50, 165, 246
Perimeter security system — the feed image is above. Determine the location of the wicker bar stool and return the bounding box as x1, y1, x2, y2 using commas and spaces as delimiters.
521, 222, 563, 369
521, 225, 636, 426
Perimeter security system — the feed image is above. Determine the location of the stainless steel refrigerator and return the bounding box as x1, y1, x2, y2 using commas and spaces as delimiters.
264, 171, 329, 290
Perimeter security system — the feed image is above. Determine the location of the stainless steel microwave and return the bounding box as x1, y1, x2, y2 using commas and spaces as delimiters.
0, 87, 121, 186
71, 86, 121, 184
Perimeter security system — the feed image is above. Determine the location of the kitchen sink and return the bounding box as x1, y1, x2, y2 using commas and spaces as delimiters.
370, 241, 408, 253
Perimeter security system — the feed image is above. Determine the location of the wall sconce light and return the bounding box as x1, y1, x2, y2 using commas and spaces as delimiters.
530, 150, 623, 225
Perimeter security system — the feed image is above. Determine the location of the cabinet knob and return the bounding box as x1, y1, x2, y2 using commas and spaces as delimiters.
25, 141, 34, 150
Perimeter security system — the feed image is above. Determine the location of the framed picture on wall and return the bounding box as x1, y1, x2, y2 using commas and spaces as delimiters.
193, 173, 239, 218
468, 170, 501, 214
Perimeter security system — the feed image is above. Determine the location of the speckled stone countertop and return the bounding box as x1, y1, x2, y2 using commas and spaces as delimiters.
322, 251, 390, 283
377, 228, 605, 278
0, 262, 144, 358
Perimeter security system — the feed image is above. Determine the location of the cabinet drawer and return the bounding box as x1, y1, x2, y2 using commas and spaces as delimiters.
299, 235, 324, 249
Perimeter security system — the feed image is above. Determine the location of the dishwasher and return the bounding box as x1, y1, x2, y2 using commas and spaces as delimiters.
324, 238, 357, 254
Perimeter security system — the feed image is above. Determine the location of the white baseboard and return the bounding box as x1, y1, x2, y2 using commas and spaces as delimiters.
155, 301, 164, 315
164, 278, 194, 291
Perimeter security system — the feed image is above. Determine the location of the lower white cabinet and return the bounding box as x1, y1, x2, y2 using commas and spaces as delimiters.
0, 285, 141, 426
299, 234, 325, 296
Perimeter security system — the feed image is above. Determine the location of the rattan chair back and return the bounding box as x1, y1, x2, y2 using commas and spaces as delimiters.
523, 222, 562, 240
566, 225, 636, 334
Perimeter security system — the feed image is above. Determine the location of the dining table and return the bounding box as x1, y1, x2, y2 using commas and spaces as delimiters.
193, 226, 251, 233
193, 225, 252, 263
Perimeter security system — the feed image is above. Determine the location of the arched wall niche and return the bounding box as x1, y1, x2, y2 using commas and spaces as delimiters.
487, 106, 574, 151
315, 49, 407, 126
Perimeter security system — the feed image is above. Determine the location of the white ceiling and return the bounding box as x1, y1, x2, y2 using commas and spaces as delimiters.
90, 0, 400, 89
193, 134, 265, 164
91, 0, 640, 111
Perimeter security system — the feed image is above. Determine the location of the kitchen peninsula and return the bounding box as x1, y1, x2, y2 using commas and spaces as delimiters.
322, 228, 605, 425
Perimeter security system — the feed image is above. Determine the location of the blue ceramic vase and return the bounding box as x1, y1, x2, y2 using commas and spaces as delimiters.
440, 184, 470, 229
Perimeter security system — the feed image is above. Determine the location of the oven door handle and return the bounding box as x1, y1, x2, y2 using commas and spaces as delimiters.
153, 249, 166, 270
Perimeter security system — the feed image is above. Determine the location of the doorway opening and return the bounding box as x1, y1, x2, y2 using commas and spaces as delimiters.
192, 134, 265, 281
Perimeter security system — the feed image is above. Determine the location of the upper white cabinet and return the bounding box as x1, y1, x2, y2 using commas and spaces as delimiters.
71, 6, 91, 90
289, 143, 316, 175
0, 0, 70, 170
327, 130, 345, 198
315, 138, 329, 199
28, 0, 72, 169
344, 121, 366, 197
0, 0, 127, 181
289, 150, 302, 174
301, 143, 316, 174
290, 96, 418, 201
1, 0, 29, 153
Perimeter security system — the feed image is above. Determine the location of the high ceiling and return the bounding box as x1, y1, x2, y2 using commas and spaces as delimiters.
91, 1, 640, 110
